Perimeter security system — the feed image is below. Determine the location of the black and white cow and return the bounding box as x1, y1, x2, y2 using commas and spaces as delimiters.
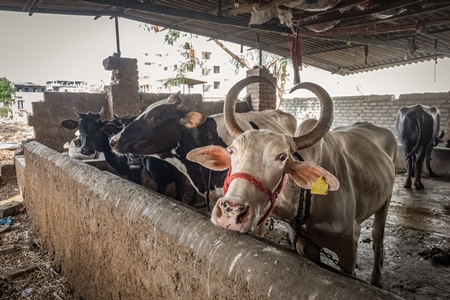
103, 115, 194, 203
395, 104, 441, 189
61, 108, 143, 184
108, 83, 298, 204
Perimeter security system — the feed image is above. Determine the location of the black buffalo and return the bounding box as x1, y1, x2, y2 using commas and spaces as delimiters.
395, 104, 441, 189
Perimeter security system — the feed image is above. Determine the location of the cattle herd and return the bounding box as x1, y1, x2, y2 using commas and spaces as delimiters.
60, 76, 443, 288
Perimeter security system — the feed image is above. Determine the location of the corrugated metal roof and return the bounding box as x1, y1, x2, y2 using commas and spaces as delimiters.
1, 0, 450, 75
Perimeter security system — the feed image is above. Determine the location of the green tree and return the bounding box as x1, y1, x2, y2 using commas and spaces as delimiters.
0, 77, 16, 118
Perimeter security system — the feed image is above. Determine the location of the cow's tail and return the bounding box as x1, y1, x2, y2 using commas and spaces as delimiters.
405, 110, 424, 160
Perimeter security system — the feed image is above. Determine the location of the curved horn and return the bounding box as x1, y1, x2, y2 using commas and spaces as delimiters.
73, 106, 81, 117
98, 107, 105, 116
224, 76, 276, 138
290, 82, 334, 150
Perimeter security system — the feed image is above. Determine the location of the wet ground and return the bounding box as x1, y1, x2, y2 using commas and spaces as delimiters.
263, 173, 450, 300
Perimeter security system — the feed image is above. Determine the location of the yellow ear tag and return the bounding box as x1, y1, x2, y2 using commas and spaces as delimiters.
311, 177, 329, 195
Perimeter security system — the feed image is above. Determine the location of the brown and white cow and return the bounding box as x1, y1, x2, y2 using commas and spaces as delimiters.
187, 77, 398, 287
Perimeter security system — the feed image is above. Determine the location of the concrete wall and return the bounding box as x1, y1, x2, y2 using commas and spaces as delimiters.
21, 141, 401, 300
397, 145, 450, 176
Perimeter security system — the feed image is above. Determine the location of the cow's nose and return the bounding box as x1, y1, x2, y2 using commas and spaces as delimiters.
218, 200, 248, 219
81, 147, 94, 155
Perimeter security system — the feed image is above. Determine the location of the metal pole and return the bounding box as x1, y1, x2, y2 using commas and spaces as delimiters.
115, 16, 121, 57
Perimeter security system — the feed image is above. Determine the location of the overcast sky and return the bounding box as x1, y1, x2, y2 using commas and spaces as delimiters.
1, 10, 449, 97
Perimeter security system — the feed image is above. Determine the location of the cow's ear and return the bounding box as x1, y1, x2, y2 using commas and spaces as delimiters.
61, 120, 79, 130
288, 161, 339, 191
102, 123, 122, 136
180, 110, 206, 129
187, 145, 230, 171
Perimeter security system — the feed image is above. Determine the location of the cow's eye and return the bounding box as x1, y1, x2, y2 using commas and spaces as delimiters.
150, 116, 159, 123
228, 147, 234, 155
279, 154, 287, 161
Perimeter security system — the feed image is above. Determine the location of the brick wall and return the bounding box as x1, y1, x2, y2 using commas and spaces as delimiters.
280, 92, 450, 137
246, 68, 277, 111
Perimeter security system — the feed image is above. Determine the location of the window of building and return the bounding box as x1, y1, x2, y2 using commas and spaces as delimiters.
164, 66, 168, 71
156, 53, 162, 57
17, 100, 24, 109
214, 81, 220, 89
202, 52, 211, 59
144, 62, 152, 66
214, 66, 220, 73
33, 88, 38, 92
24, 87, 29, 92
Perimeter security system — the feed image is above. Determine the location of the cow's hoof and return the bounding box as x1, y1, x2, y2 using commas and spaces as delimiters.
404, 183, 412, 189
370, 279, 383, 288
427, 170, 438, 177
414, 183, 425, 190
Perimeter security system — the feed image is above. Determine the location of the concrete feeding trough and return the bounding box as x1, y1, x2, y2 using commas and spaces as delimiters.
16, 141, 403, 300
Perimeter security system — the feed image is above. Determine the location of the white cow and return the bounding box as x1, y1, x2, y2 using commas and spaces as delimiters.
187, 77, 397, 287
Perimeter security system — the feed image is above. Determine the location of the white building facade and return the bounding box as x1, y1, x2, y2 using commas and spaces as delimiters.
11, 82, 46, 123
137, 39, 244, 100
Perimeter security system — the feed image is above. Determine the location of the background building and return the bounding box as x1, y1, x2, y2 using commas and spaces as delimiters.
11, 82, 46, 122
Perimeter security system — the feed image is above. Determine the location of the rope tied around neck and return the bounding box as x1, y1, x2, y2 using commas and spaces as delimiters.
223, 167, 286, 226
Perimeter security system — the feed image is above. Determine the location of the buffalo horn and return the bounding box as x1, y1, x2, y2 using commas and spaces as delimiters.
290, 82, 334, 150
224, 76, 276, 139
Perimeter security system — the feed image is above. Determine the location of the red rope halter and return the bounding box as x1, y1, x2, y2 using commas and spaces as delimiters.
223, 167, 286, 226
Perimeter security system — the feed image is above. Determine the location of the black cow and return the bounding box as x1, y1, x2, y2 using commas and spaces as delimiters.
61, 108, 143, 184
107, 85, 297, 205
395, 104, 441, 189
103, 115, 194, 203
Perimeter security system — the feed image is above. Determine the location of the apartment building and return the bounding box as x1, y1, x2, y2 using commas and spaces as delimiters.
45, 80, 90, 92
137, 41, 242, 100
11, 82, 46, 123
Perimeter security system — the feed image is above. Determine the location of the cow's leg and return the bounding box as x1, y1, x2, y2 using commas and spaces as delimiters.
404, 156, 413, 188
174, 177, 186, 202
334, 226, 358, 277
295, 234, 320, 263
156, 184, 167, 196
410, 154, 416, 177
414, 151, 426, 189
425, 145, 437, 177
371, 199, 390, 288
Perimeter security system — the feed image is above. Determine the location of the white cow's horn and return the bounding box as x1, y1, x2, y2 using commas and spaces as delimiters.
224, 76, 276, 139
290, 82, 334, 150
